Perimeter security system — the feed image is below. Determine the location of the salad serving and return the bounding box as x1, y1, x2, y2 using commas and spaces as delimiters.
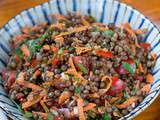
1, 12, 156, 120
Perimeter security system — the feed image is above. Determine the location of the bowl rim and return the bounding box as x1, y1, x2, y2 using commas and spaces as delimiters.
0, 0, 160, 120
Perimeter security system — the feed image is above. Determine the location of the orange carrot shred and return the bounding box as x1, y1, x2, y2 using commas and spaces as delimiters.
32, 70, 41, 79
116, 96, 138, 109
98, 76, 112, 96
43, 45, 50, 50
141, 84, 151, 93
83, 103, 96, 111
58, 91, 71, 104
21, 44, 30, 57
54, 26, 89, 38
81, 18, 90, 26
40, 100, 49, 113
77, 98, 86, 120
22, 90, 46, 109
109, 97, 119, 104
138, 63, 144, 73
133, 29, 144, 34
146, 74, 154, 83
54, 37, 64, 46
151, 53, 157, 60
16, 72, 43, 91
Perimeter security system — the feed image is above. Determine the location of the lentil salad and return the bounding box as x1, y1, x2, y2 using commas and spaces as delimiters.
1, 12, 156, 120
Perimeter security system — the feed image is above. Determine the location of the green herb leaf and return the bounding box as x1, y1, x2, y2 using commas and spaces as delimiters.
122, 62, 135, 74
102, 112, 111, 120
58, 48, 64, 55
131, 88, 138, 95
47, 113, 54, 120
122, 90, 129, 99
15, 47, 24, 60
135, 59, 140, 67
103, 30, 114, 37
75, 87, 81, 94
38, 116, 43, 120
68, 47, 75, 51
93, 26, 100, 32
24, 111, 33, 118
77, 63, 88, 74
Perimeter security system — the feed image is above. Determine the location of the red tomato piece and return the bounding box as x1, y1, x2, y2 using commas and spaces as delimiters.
107, 77, 125, 95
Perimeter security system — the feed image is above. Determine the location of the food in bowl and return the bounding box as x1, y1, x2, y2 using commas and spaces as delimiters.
1, 12, 156, 120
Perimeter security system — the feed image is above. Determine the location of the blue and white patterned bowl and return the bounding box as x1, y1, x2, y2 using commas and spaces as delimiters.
0, 0, 160, 120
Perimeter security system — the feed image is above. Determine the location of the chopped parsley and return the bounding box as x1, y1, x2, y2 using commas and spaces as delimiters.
102, 30, 115, 37
122, 62, 136, 75
77, 63, 88, 74
102, 112, 111, 120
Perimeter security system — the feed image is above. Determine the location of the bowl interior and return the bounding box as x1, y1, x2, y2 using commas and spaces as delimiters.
0, 0, 159, 120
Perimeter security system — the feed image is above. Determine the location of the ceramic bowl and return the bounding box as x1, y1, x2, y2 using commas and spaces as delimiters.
0, 0, 159, 120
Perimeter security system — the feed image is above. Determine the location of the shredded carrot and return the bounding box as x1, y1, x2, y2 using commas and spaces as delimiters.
109, 97, 119, 104
116, 96, 138, 109
88, 93, 100, 98
32, 70, 41, 79
141, 84, 151, 93
31, 59, 39, 67
22, 27, 30, 34
54, 37, 64, 46
16, 72, 43, 90
43, 45, 50, 50
77, 98, 86, 120
43, 81, 54, 87
92, 22, 106, 27
50, 14, 68, 21
83, 103, 96, 111
58, 91, 71, 104
75, 47, 92, 55
22, 90, 46, 109
123, 23, 131, 29
98, 76, 112, 96
133, 29, 144, 34
138, 63, 144, 73
131, 45, 136, 55
54, 26, 89, 38
146, 74, 154, 83
151, 53, 157, 60
51, 23, 65, 30
81, 18, 90, 26
40, 100, 49, 113
66, 69, 88, 85
69, 57, 76, 70
21, 44, 30, 57
51, 46, 58, 53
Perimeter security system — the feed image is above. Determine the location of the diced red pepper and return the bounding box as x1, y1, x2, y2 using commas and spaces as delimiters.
52, 57, 59, 66
123, 59, 135, 65
140, 43, 151, 50
107, 77, 125, 95
51, 46, 58, 53
15, 55, 20, 62
95, 50, 114, 58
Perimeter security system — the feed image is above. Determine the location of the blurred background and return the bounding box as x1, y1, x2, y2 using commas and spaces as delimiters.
0, 0, 160, 120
